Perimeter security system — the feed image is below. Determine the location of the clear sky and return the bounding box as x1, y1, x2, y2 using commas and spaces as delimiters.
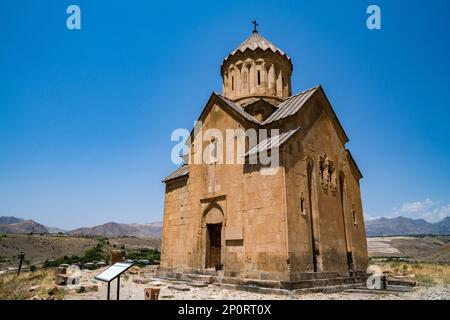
0, 0, 449, 229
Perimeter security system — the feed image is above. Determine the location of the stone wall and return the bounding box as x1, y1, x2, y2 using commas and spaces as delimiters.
161, 93, 368, 281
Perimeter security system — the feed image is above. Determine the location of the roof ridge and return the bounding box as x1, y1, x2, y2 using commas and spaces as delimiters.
214, 92, 262, 124
281, 85, 321, 101
261, 85, 320, 125
245, 127, 301, 157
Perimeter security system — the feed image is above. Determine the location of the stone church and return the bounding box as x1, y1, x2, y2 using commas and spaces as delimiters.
160, 28, 369, 290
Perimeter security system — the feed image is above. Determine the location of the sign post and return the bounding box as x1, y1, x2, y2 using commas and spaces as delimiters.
17, 252, 25, 276
95, 262, 133, 300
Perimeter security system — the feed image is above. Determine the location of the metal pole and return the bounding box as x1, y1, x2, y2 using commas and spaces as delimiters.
107, 282, 110, 300
117, 275, 120, 300
17, 252, 25, 276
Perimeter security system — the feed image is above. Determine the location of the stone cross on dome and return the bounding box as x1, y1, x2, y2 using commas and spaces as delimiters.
251, 20, 259, 33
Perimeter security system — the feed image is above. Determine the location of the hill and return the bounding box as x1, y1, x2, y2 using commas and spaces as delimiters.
0, 220, 48, 234
0, 216, 24, 225
366, 216, 450, 237
68, 221, 163, 238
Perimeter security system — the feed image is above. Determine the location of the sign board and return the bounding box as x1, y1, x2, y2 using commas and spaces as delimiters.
95, 262, 133, 282
225, 227, 243, 240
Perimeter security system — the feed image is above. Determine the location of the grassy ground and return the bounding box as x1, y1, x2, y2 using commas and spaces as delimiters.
372, 259, 450, 287
0, 234, 161, 270
0, 269, 62, 300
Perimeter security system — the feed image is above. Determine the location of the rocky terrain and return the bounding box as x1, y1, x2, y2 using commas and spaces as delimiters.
367, 236, 450, 263
0, 234, 161, 270
0, 234, 98, 269
62, 266, 449, 301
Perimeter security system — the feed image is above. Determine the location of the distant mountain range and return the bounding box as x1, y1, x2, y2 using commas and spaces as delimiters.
0, 218, 48, 234
68, 222, 163, 238
0, 216, 163, 238
365, 216, 450, 237
2, 215, 449, 238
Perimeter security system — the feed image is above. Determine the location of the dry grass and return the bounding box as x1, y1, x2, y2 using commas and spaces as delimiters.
0, 234, 160, 270
0, 268, 62, 300
377, 261, 450, 287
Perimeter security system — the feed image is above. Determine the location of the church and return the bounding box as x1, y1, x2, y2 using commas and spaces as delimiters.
159, 26, 369, 290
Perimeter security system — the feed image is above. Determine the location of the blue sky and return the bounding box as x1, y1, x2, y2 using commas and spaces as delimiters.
0, 0, 449, 229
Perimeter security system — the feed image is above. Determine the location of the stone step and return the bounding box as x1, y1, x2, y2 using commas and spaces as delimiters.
290, 272, 347, 281
293, 283, 364, 295
218, 277, 282, 289
220, 282, 364, 296
185, 274, 216, 284
283, 277, 357, 290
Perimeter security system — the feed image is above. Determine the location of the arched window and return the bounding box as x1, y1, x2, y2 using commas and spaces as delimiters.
328, 161, 334, 183
210, 136, 218, 163
319, 157, 325, 179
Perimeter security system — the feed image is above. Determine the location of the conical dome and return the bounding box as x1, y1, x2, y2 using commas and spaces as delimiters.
221, 31, 293, 106
224, 32, 291, 65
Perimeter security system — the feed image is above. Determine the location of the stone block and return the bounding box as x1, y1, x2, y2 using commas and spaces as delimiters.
128, 266, 140, 275
55, 274, 69, 285
110, 250, 124, 264
168, 285, 190, 291
132, 277, 150, 284
54, 267, 67, 275
144, 288, 160, 300
76, 284, 98, 293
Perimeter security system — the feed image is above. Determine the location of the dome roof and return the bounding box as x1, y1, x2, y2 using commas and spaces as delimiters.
223, 31, 291, 64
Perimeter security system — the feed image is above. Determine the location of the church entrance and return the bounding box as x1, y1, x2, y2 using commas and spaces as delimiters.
206, 223, 222, 269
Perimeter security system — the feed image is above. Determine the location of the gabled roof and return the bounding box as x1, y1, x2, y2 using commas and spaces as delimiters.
215, 93, 261, 124
224, 32, 291, 64
163, 165, 189, 182
346, 150, 363, 179
263, 86, 320, 124
245, 127, 300, 156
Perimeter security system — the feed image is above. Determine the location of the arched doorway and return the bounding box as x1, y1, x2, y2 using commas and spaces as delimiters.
203, 205, 223, 270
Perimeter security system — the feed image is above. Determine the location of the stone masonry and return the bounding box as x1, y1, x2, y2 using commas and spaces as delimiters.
159, 29, 369, 289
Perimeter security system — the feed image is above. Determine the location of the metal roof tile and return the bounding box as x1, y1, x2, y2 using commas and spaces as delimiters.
163, 165, 189, 182
245, 127, 300, 156
262, 85, 320, 124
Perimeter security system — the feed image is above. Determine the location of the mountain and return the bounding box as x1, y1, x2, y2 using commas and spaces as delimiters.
365, 216, 450, 237
68, 221, 163, 238
0, 216, 65, 234
0, 220, 49, 234
435, 217, 450, 234
0, 216, 24, 225
0, 216, 162, 238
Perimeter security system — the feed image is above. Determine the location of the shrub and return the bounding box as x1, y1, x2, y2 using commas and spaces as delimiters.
417, 275, 435, 287
43, 241, 109, 268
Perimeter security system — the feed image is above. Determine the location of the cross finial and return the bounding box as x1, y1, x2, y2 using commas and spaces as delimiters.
251, 20, 259, 33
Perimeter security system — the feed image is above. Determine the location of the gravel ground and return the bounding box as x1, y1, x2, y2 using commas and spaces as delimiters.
64, 269, 450, 300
